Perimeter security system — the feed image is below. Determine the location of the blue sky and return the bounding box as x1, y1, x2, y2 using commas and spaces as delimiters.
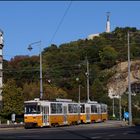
0, 1, 140, 60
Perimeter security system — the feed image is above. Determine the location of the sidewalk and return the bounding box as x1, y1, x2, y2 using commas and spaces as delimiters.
105, 120, 129, 127
0, 123, 24, 129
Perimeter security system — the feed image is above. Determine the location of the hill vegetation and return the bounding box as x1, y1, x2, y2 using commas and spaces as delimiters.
1, 27, 140, 120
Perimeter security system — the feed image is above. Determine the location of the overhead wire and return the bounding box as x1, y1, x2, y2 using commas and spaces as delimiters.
3, 2, 73, 61
49, 1, 73, 46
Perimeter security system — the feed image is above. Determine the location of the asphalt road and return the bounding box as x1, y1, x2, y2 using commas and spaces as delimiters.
0, 121, 139, 139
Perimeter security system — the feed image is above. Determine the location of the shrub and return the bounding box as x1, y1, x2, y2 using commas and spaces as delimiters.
133, 118, 140, 126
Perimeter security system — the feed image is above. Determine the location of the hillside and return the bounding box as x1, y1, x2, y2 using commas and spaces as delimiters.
107, 60, 140, 98
1, 27, 140, 119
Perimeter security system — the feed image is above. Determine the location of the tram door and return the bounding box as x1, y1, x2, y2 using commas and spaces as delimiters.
42, 106, 49, 126
63, 104, 68, 125
97, 105, 102, 122
86, 105, 90, 123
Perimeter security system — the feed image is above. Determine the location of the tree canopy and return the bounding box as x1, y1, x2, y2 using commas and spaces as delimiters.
1, 79, 24, 117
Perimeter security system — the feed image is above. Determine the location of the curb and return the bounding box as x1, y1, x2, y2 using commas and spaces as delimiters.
0, 121, 130, 130
0, 124, 24, 129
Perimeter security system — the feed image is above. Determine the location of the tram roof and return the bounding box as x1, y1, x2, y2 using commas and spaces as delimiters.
55, 98, 73, 102
24, 98, 75, 104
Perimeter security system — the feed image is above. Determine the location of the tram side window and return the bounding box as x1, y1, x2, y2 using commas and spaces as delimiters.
91, 105, 97, 113
51, 103, 62, 114
51, 103, 56, 114
101, 106, 103, 113
37, 106, 40, 113
68, 104, 78, 113
73, 104, 78, 113
97, 106, 101, 113
68, 104, 73, 113
104, 106, 107, 113
57, 103, 62, 114
101, 105, 107, 113
80, 104, 85, 113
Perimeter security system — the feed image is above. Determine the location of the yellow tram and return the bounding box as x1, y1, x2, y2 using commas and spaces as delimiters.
80, 101, 108, 124
24, 98, 108, 128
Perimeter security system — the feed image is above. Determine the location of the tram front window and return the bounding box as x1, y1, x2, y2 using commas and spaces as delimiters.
25, 104, 40, 114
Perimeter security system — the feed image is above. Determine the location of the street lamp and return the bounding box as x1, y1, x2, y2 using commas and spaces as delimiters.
127, 31, 132, 126
112, 95, 115, 118
85, 57, 90, 103
27, 41, 43, 100
76, 77, 81, 124
116, 86, 122, 121
76, 77, 81, 103
119, 95, 122, 121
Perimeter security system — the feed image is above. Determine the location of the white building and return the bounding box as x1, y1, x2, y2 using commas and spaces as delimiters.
87, 33, 100, 40
87, 12, 111, 40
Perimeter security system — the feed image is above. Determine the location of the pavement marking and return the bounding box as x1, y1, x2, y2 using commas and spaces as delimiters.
17, 135, 41, 138
91, 136, 101, 139
108, 134, 116, 137
91, 132, 108, 135
125, 130, 137, 134
123, 132, 128, 135
123, 130, 136, 135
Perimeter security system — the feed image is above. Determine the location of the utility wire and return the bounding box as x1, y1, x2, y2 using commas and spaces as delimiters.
4, 1, 73, 60
49, 1, 73, 45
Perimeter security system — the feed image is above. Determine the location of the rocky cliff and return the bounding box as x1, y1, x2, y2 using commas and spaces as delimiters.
107, 60, 140, 99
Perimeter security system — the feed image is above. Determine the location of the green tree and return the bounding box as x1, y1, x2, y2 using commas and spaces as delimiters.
91, 79, 106, 102
1, 79, 24, 117
43, 83, 68, 100
23, 82, 40, 101
99, 46, 118, 68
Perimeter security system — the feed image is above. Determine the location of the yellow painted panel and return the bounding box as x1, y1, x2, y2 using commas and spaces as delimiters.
50, 115, 64, 125
90, 114, 101, 122
67, 114, 79, 124
80, 114, 86, 123
101, 114, 108, 121
24, 115, 43, 127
